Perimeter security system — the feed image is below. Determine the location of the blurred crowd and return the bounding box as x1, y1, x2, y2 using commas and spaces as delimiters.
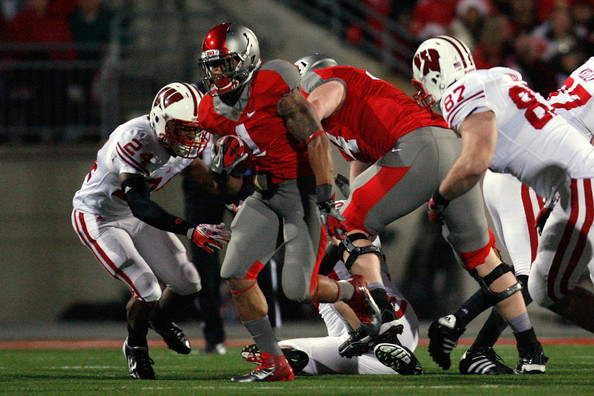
0, 0, 114, 141
355, 0, 594, 97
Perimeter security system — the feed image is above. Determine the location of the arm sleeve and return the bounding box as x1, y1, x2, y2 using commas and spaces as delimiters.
122, 174, 193, 235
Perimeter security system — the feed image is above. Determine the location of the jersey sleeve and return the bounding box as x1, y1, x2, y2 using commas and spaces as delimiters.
255, 59, 301, 103
441, 73, 489, 131
112, 127, 159, 177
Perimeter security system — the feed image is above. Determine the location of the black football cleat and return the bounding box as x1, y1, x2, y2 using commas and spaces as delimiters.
148, 318, 191, 354
122, 338, 155, 380
514, 342, 548, 374
374, 342, 423, 375
428, 314, 466, 370
459, 346, 514, 375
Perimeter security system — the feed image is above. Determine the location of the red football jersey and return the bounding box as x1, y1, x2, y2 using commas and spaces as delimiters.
302, 66, 449, 163
199, 59, 313, 184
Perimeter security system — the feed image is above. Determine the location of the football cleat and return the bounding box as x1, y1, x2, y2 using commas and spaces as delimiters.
374, 342, 423, 375
338, 275, 387, 358
122, 338, 155, 380
240, 344, 310, 374
459, 347, 514, 375
231, 352, 294, 382
428, 314, 466, 370
148, 318, 191, 355
514, 342, 548, 374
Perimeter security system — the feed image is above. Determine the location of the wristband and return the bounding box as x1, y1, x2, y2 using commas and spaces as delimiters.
432, 188, 450, 206
316, 183, 333, 204
306, 129, 325, 145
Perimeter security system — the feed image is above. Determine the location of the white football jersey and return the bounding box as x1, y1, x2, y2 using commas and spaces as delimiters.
548, 56, 594, 140
73, 115, 193, 217
441, 67, 594, 200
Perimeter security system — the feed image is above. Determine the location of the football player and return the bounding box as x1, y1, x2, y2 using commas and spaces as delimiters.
197, 23, 382, 382
411, 36, 594, 373
72, 82, 233, 380
295, 53, 542, 373
422, 56, 594, 375
240, 235, 423, 376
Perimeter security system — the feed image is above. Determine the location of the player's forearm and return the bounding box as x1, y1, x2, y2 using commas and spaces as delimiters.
439, 160, 484, 201
307, 133, 334, 187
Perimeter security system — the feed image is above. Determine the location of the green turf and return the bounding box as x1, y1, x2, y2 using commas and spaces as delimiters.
0, 345, 592, 395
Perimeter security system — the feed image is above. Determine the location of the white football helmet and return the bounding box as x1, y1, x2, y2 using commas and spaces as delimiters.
197, 23, 262, 96
294, 53, 338, 76
411, 35, 476, 110
149, 82, 208, 158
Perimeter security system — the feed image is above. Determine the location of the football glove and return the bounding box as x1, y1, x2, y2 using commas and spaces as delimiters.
317, 183, 347, 240
427, 189, 449, 225
187, 223, 231, 253
210, 135, 250, 184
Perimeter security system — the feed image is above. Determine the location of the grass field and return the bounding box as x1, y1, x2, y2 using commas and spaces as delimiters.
1, 343, 592, 395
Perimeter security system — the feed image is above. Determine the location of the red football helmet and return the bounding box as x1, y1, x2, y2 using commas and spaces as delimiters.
150, 82, 209, 158
197, 23, 261, 96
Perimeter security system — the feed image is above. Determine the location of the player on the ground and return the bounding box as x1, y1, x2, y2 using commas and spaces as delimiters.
240, 230, 422, 376
411, 35, 594, 373
296, 53, 541, 373
72, 82, 232, 380
196, 23, 382, 383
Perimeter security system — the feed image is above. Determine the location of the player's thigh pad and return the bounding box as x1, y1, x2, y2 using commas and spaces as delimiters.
529, 180, 594, 306
220, 194, 281, 280
72, 211, 161, 302
343, 128, 443, 235
135, 224, 201, 296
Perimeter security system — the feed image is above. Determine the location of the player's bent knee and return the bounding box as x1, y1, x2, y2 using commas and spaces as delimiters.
339, 233, 381, 270
469, 262, 522, 304
168, 262, 201, 296
527, 273, 554, 307
134, 272, 162, 302
283, 283, 310, 302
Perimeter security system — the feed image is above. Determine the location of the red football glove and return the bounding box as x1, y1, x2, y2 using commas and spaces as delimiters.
318, 200, 347, 240
427, 189, 449, 225
187, 223, 231, 253
210, 135, 251, 184
316, 183, 347, 240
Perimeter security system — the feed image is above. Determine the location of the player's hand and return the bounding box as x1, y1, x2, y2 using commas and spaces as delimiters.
316, 183, 347, 240
225, 200, 244, 213
210, 136, 250, 184
427, 189, 449, 225
187, 223, 231, 253
318, 199, 347, 240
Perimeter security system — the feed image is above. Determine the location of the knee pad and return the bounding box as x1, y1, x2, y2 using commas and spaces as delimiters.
469, 262, 522, 303
169, 261, 201, 296
338, 233, 382, 270
133, 272, 162, 302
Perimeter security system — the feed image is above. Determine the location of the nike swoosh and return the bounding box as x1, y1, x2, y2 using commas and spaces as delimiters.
247, 111, 256, 118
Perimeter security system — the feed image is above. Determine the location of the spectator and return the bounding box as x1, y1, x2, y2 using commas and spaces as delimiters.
447, 0, 492, 50
411, 0, 457, 40
471, 14, 513, 69
67, 0, 114, 135
531, 3, 580, 62
5, 0, 77, 139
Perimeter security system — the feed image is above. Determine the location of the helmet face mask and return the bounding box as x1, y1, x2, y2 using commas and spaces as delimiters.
412, 35, 476, 109
198, 23, 261, 96
150, 83, 209, 158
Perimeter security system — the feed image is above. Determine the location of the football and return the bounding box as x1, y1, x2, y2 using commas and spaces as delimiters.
215, 135, 252, 177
